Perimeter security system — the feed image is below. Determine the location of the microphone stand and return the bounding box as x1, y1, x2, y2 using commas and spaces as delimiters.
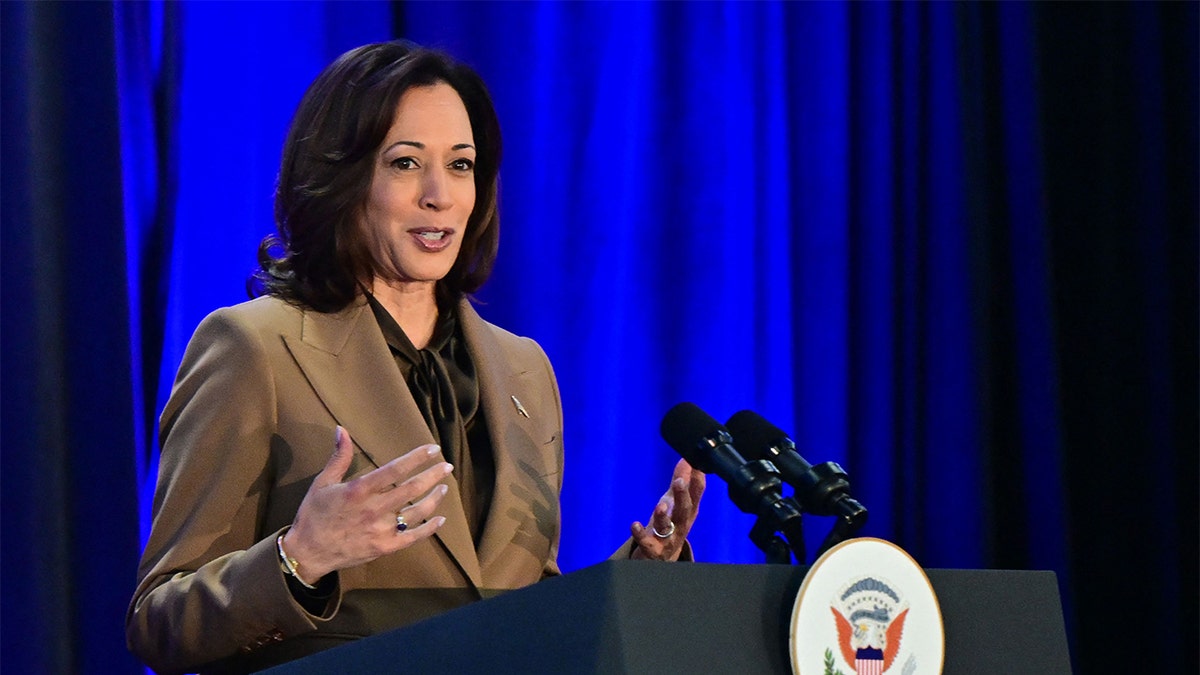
813, 499, 867, 559
791, 461, 868, 560
750, 519, 795, 565
724, 459, 808, 565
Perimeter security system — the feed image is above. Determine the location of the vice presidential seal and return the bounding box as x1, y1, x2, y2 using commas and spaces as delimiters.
789, 538, 943, 675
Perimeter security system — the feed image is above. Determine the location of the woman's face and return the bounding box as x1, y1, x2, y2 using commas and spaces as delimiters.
361, 82, 477, 288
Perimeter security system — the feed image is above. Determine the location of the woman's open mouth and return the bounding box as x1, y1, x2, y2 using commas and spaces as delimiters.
409, 228, 454, 252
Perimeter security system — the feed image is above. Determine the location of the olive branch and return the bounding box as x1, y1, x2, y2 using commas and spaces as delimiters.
823, 648, 848, 675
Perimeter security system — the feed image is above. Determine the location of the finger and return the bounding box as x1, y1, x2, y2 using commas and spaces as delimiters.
629, 521, 658, 559
632, 520, 660, 543
381, 459, 454, 510
688, 469, 706, 505
652, 497, 674, 533
671, 476, 690, 509
672, 473, 700, 521
357, 443, 444, 494
672, 458, 691, 484
630, 520, 674, 561
397, 483, 450, 526
312, 425, 355, 490
394, 515, 447, 544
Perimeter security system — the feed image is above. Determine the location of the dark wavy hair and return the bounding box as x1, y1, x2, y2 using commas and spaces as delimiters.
250, 41, 502, 312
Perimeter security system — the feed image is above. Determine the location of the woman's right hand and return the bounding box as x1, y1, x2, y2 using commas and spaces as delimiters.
280, 426, 451, 584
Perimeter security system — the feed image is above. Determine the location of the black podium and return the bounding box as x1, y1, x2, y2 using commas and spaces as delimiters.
267, 561, 1071, 674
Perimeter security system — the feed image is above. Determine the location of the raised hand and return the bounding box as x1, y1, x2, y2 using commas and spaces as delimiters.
281, 426, 451, 584
630, 459, 705, 561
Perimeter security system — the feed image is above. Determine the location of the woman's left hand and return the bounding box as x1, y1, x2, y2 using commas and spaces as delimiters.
630, 459, 706, 561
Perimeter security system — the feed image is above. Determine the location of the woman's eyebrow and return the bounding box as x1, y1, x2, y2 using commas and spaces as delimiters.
383, 140, 424, 152
382, 141, 476, 153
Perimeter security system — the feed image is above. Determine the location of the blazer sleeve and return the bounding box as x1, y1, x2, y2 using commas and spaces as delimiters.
125, 307, 339, 675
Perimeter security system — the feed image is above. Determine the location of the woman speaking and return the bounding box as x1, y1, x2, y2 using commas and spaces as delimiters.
125, 41, 704, 674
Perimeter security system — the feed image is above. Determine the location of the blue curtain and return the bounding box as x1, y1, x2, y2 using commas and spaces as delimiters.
1, 1, 1195, 673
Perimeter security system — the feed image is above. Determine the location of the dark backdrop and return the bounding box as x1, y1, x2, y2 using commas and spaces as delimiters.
2, 1, 1196, 673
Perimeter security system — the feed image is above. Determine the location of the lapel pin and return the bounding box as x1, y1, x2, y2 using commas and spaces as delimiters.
511, 395, 530, 418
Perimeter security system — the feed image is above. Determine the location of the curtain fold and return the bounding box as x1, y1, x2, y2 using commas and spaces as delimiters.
114, 0, 182, 541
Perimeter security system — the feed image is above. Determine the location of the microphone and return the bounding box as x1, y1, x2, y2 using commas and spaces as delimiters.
660, 402, 806, 560
725, 410, 867, 531
660, 401, 749, 478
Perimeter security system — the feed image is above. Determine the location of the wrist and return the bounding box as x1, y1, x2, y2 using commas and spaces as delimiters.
277, 530, 318, 589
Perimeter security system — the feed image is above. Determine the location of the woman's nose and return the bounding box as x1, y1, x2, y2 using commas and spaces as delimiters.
420, 170, 452, 211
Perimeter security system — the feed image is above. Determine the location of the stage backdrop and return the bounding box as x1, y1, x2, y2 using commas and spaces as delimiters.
2, 1, 1196, 673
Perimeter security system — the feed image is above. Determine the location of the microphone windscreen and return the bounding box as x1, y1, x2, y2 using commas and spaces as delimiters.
725, 409, 789, 459
660, 402, 724, 469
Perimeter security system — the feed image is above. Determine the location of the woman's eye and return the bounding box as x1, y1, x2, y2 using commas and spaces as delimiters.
450, 158, 475, 172
390, 157, 418, 170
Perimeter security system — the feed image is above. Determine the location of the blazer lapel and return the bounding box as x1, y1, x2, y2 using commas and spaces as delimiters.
459, 301, 552, 581
282, 299, 483, 589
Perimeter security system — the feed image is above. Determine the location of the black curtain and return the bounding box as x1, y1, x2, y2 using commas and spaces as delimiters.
1035, 3, 1198, 663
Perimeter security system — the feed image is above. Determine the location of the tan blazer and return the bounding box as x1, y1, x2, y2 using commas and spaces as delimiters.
126, 295, 566, 674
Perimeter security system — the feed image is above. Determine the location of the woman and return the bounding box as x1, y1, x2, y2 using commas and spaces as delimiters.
126, 41, 704, 674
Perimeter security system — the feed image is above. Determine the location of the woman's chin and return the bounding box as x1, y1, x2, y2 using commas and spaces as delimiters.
374, 269, 453, 289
